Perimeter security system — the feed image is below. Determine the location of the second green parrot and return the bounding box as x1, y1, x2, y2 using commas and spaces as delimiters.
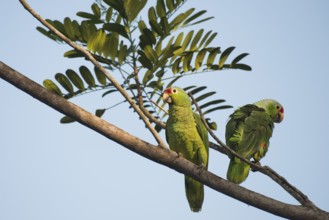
163, 87, 209, 212
226, 99, 284, 184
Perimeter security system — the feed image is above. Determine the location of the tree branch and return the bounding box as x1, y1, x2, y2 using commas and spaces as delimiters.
18, 0, 167, 148
1, 61, 328, 220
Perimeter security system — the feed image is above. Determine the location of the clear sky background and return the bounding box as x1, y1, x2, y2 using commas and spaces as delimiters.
1, 1, 329, 219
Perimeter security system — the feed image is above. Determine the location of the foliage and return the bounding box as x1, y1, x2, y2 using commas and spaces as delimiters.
38, 0, 251, 129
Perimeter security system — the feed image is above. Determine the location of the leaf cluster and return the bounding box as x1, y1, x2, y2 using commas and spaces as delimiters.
38, 0, 251, 128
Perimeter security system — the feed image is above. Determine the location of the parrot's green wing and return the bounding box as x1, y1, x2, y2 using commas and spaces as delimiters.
226, 104, 274, 183
193, 112, 209, 167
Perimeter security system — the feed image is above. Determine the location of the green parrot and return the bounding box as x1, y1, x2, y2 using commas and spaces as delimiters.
225, 99, 284, 184
162, 87, 209, 212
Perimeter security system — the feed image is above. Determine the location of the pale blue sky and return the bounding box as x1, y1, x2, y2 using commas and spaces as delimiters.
1, 1, 329, 219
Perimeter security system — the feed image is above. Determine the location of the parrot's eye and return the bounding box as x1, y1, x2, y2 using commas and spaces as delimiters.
275, 105, 280, 110
172, 89, 177, 93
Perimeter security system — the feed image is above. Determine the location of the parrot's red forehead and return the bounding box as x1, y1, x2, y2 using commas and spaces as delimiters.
280, 106, 284, 113
164, 88, 173, 94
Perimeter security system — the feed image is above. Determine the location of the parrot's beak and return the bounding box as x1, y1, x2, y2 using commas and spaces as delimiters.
162, 92, 172, 103
274, 113, 284, 123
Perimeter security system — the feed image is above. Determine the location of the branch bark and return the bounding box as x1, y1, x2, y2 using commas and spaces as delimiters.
1, 61, 328, 220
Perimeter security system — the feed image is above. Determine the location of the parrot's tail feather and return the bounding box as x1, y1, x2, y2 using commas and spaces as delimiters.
185, 176, 204, 212
226, 158, 250, 184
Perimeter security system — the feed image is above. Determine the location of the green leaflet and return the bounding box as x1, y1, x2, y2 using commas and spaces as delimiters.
195, 49, 207, 70
183, 10, 207, 26
95, 109, 106, 117
138, 20, 147, 32
161, 36, 175, 57
199, 100, 226, 109
173, 30, 194, 55
107, 33, 119, 60
156, 0, 166, 18
94, 66, 107, 86
172, 57, 182, 74
160, 17, 170, 35
103, 23, 129, 39
144, 45, 158, 64
142, 28, 157, 46
138, 50, 154, 70
124, 0, 147, 23
81, 22, 97, 42
63, 17, 75, 39
52, 20, 65, 33
231, 53, 249, 65
230, 53, 251, 70
36, 27, 59, 42
148, 7, 157, 22
189, 17, 214, 26
71, 20, 82, 41
203, 105, 232, 115
206, 118, 217, 130
190, 29, 204, 51
79, 66, 96, 87
195, 92, 216, 102
66, 69, 85, 91
55, 73, 74, 94
143, 70, 154, 85
183, 52, 193, 72
150, 20, 164, 37
43, 79, 63, 96
105, 7, 113, 23
174, 32, 184, 47
204, 32, 217, 48
207, 47, 220, 69
170, 8, 195, 30
87, 30, 107, 55
188, 86, 206, 95
103, 0, 126, 19
91, 3, 101, 19
165, 0, 175, 12
198, 30, 212, 48
155, 40, 162, 56
219, 46, 235, 69
76, 12, 97, 20
102, 89, 117, 97
60, 116, 76, 124
118, 42, 128, 64
232, 63, 252, 71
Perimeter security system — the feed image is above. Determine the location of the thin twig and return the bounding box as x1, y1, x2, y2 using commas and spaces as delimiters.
132, 65, 166, 128
188, 92, 316, 208
151, 99, 168, 115
19, 0, 167, 148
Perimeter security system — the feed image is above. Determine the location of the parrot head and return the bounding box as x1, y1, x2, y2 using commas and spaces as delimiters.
162, 87, 191, 107
254, 99, 284, 123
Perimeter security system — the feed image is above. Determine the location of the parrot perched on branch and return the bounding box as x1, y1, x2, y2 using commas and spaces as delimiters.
225, 99, 284, 184
162, 87, 209, 212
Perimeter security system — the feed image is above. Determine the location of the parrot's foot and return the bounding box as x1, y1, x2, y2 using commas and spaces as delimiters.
251, 161, 261, 172
196, 163, 207, 175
